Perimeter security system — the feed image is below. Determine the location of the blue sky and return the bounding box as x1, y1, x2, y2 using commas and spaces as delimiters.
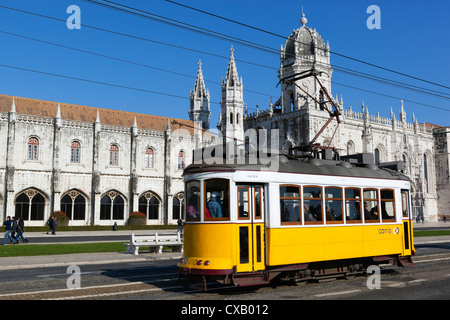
0, 0, 449, 127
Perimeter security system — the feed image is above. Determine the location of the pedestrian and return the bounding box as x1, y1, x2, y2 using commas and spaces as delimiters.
177, 218, 183, 233
2, 216, 18, 245
16, 217, 28, 243
46, 216, 57, 235
46, 217, 52, 234
10, 217, 19, 243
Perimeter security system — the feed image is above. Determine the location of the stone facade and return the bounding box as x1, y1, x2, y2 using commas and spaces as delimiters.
0, 95, 213, 226
435, 127, 450, 219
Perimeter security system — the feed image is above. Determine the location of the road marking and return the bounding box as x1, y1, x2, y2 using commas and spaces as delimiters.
49, 286, 181, 300
387, 279, 427, 287
0, 277, 177, 298
315, 289, 361, 298
415, 257, 450, 263
36, 271, 100, 278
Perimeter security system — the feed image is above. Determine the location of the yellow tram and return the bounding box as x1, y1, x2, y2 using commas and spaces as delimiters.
177, 150, 415, 287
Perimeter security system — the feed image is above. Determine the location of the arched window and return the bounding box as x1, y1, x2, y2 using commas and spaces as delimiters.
61, 195, 72, 219
15, 189, 46, 221
138, 192, 160, 220
30, 193, 45, 220
149, 197, 159, 220
15, 193, 30, 220
113, 196, 124, 220
100, 196, 112, 220
73, 195, 86, 220
109, 144, 119, 166
100, 191, 125, 220
347, 141, 355, 155
374, 148, 380, 165
229, 112, 234, 125
61, 191, 86, 220
71, 141, 81, 163
172, 193, 184, 220
178, 151, 185, 170
145, 148, 154, 168
424, 153, 429, 193
27, 137, 39, 160
173, 198, 181, 220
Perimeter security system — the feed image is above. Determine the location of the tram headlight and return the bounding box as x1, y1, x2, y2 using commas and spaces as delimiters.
204, 260, 210, 266
196, 260, 203, 266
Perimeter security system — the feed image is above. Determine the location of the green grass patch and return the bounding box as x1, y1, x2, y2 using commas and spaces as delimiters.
0, 225, 178, 233
413, 230, 450, 237
0, 242, 125, 257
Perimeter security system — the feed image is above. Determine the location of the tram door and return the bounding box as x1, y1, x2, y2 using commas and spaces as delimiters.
401, 190, 413, 256
236, 185, 265, 273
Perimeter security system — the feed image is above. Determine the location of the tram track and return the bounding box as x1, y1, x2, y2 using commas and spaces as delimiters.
0, 252, 448, 300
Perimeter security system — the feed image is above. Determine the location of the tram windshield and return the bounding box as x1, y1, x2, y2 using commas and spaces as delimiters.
186, 180, 201, 221
204, 179, 229, 220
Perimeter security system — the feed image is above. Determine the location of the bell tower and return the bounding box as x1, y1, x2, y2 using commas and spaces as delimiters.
279, 13, 333, 113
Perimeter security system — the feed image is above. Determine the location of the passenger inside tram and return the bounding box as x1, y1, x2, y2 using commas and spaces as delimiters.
364, 202, 379, 220
207, 191, 223, 218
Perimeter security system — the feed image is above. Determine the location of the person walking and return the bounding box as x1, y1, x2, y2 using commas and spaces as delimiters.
10, 217, 19, 243
50, 216, 57, 235
2, 216, 18, 245
47, 216, 58, 235
16, 217, 28, 243
177, 218, 183, 233
46, 216, 58, 235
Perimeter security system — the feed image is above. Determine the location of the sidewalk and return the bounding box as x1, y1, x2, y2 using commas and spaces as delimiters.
0, 251, 183, 271
412, 221, 450, 229
0, 229, 184, 270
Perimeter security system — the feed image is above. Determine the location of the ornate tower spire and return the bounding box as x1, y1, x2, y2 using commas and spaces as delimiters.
189, 60, 210, 130
223, 46, 241, 87
219, 46, 245, 144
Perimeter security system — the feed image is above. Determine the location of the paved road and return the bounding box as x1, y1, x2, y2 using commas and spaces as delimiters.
0, 240, 448, 302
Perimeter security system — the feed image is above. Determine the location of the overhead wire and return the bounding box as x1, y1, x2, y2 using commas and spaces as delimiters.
0, 3, 448, 113
164, 0, 450, 91
78, 0, 450, 105
0, 30, 274, 101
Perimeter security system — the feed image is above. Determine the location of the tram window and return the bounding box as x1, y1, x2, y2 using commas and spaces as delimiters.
304, 186, 323, 224
238, 187, 250, 219
204, 179, 229, 220
401, 192, 409, 218
186, 180, 201, 221
380, 189, 396, 222
363, 189, 380, 223
325, 187, 343, 224
280, 185, 301, 225
345, 188, 362, 223
254, 187, 262, 219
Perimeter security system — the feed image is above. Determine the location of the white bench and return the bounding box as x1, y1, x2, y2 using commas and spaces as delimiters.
125, 232, 183, 256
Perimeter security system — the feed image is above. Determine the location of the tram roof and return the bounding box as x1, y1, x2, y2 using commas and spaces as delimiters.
184, 145, 410, 182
